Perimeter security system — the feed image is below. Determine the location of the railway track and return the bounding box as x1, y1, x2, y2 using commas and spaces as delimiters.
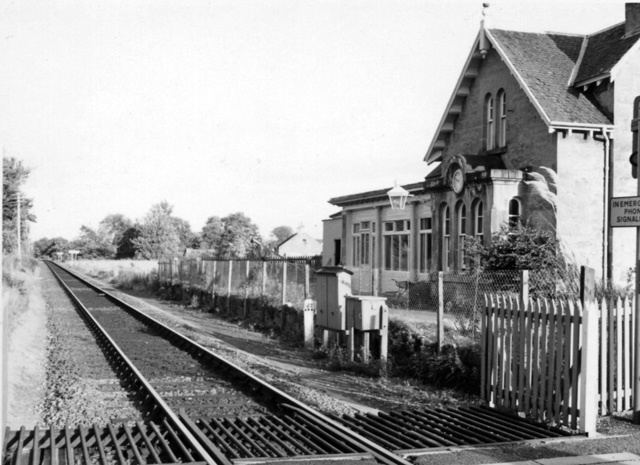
3, 261, 571, 465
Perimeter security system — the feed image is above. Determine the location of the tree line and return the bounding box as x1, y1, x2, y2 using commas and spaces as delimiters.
2, 156, 296, 260
33, 201, 295, 260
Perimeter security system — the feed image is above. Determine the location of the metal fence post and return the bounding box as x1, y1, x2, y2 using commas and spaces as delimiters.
437, 271, 444, 353
262, 261, 267, 296
244, 260, 250, 318
282, 260, 287, 305
227, 260, 233, 298
212, 260, 217, 296
227, 260, 233, 313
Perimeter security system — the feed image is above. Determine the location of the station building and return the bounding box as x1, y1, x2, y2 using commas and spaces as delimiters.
322, 4, 640, 295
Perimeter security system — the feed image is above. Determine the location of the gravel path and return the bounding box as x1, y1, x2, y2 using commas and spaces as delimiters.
89, 284, 478, 417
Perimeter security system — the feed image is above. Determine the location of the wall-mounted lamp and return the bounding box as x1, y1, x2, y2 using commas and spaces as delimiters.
387, 181, 413, 210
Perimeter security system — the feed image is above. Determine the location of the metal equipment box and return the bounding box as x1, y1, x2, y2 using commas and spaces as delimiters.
315, 266, 353, 330
345, 295, 387, 331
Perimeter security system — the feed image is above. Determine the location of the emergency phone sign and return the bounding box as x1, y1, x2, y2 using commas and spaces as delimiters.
611, 196, 640, 227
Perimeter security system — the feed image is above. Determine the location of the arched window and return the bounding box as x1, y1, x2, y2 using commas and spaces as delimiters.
473, 199, 484, 242
441, 204, 451, 271
484, 93, 495, 150
497, 89, 506, 147
456, 201, 467, 270
508, 198, 521, 229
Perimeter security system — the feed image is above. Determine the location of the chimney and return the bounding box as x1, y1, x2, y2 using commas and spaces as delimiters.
626, 3, 640, 37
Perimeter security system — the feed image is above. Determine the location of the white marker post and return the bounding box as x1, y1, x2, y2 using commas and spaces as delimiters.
610, 195, 640, 423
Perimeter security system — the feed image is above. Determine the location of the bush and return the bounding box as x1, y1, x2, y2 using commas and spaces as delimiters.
387, 319, 480, 393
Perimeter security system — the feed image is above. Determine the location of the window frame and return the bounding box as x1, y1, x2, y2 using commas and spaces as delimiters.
418, 217, 433, 273
352, 221, 372, 266
456, 201, 467, 270
441, 204, 451, 271
497, 89, 506, 147
473, 199, 484, 242
383, 219, 411, 271
485, 93, 495, 151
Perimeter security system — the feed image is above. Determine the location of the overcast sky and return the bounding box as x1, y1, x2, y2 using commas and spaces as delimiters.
1, 0, 630, 242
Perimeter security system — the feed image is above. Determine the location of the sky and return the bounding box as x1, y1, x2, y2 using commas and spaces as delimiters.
1, 0, 631, 242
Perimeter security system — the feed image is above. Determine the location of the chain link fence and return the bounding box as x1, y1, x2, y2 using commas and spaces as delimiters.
384, 268, 582, 339
158, 256, 321, 309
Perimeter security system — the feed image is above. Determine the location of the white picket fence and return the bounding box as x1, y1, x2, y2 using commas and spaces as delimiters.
482, 294, 635, 434
599, 296, 636, 415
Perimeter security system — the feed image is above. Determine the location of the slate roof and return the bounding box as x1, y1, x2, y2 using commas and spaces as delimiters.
328, 181, 425, 207
488, 29, 611, 125
574, 23, 640, 85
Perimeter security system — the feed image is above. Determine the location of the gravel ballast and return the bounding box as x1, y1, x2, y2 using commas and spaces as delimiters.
37, 263, 143, 426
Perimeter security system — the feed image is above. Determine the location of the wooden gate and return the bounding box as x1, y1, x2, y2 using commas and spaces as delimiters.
481, 294, 599, 434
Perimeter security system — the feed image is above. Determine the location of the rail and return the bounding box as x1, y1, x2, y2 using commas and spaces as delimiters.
45, 261, 412, 465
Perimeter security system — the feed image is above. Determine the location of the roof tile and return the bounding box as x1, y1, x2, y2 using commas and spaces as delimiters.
575, 23, 640, 84
489, 29, 611, 125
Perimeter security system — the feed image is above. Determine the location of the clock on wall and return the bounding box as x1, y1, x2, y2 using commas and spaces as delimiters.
450, 167, 465, 194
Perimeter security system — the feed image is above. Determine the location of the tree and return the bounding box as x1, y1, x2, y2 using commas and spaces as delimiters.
71, 225, 113, 258
98, 213, 133, 251
271, 225, 294, 244
216, 212, 261, 258
3, 157, 36, 254
33, 237, 69, 258
466, 224, 578, 298
132, 202, 182, 259
116, 225, 142, 259
467, 224, 561, 271
172, 217, 200, 249
200, 216, 224, 250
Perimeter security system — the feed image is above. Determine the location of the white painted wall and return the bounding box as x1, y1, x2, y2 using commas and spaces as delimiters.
611, 44, 640, 284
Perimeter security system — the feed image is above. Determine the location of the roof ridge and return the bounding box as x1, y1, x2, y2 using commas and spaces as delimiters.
544, 31, 585, 37
568, 35, 589, 86
488, 27, 545, 35
586, 21, 625, 38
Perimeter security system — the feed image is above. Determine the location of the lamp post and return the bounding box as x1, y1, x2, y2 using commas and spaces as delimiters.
387, 181, 413, 210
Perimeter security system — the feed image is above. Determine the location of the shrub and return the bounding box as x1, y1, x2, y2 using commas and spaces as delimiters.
387, 319, 481, 393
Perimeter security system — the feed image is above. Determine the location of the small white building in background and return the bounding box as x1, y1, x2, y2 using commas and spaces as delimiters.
276, 232, 322, 258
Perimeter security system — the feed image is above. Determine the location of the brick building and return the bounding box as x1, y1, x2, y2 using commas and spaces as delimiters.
322, 4, 640, 294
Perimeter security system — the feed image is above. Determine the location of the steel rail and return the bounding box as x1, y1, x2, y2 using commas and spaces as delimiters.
45, 261, 229, 465
48, 261, 412, 465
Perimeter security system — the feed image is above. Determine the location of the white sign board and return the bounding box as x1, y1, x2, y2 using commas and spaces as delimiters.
611, 196, 640, 227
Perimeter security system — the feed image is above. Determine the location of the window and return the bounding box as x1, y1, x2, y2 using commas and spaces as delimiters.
383, 220, 410, 271
419, 217, 433, 273
485, 93, 495, 150
456, 202, 467, 270
473, 199, 484, 242
508, 198, 521, 229
497, 89, 506, 147
441, 205, 451, 271
352, 221, 371, 266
